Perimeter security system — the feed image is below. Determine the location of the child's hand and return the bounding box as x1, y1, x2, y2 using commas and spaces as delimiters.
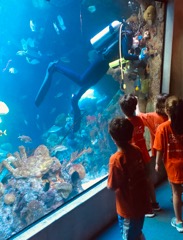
155, 163, 160, 172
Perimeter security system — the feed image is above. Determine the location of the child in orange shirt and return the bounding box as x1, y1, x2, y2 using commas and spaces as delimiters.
137, 93, 169, 156
108, 117, 151, 240
154, 96, 183, 233
119, 94, 160, 216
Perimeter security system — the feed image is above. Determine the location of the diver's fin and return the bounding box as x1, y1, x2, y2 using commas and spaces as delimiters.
73, 110, 81, 132
71, 95, 82, 132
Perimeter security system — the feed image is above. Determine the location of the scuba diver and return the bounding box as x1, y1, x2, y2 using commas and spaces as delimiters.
35, 20, 147, 132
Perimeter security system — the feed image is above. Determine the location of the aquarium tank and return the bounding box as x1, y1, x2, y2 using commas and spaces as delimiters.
0, 0, 165, 238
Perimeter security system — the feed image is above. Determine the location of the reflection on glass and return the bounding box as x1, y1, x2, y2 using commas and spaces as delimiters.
0, 0, 165, 238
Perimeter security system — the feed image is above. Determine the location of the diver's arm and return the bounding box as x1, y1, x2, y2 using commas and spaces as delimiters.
122, 36, 139, 61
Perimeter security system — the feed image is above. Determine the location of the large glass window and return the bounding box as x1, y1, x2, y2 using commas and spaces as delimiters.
0, 0, 165, 238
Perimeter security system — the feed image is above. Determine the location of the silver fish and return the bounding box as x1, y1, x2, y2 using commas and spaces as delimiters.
57, 15, 66, 31
88, 6, 96, 13
51, 145, 68, 154
54, 92, 63, 98
48, 125, 61, 133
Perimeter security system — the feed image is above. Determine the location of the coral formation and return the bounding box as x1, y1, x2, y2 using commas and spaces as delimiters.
2, 145, 61, 178
4, 193, 16, 205
0, 183, 4, 197
69, 164, 86, 179
51, 182, 72, 199
143, 5, 156, 24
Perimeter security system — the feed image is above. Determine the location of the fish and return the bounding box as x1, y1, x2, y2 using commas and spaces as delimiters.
20, 95, 28, 100
36, 123, 40, 130
51, 144, 68, 155
30, 20, 36, 32
48, 125, 61, 133
26, 57, 40, 65
0, 148, 8, 157
0, 101, 9, 115
2, 59, 12, 72
57, 15, 66, 31
53, 22, 60, 35
24, 120, 28, 126
6, 155, 16, 162
96, 95, 108, 106
9, 67, 18, 74
50, 107, 56, 114
0, 130, 7, 136
24, 49, 42, 59
18, 135, 32, 143
88, 6, 96, 13
60, 56, 70, 63
86, 115, 96, 123
134, 75, 141, 91
57, 15, 66, 30
54, 92, 63, 98
21, 38, 28, 51
44, 0, 74, 8
26, 38, 35, 48
16, 50, 27, 56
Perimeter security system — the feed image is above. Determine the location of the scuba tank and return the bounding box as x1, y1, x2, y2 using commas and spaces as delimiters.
90, 20, 122, 51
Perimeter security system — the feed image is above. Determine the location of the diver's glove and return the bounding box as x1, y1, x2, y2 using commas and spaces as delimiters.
139, 47, 148, 61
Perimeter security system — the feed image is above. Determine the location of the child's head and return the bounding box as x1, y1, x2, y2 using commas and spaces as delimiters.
119, 94, 137, 117
165, 95, 179, 116
165, 96, 183, 135
155, 93, 169, 116
108, 117, 134, 147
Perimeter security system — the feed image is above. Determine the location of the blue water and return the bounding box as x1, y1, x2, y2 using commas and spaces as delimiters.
0, 0, 128, 149
0, 0, 83, 149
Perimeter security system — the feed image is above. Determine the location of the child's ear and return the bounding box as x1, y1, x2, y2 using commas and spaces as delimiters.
111, 136, 117, 145
165, 109, 170, 117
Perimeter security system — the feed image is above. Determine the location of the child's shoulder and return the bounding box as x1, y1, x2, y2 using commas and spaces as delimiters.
129, 115, 144, 123
128, 144, 143, 157
110, 145, 142, 159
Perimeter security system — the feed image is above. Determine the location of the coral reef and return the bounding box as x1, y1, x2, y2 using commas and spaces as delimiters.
20, 200, 46, 225
2, 145, 61, 178
69, 164, 86, 179
0, 182, 4, 197
143, 5, 156, 24
4, 193, 16, 205
0, 149, 88, 238
51, 182, 72, 199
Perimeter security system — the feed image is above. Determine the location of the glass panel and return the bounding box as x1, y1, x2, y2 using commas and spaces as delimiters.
0, 0, 165, 238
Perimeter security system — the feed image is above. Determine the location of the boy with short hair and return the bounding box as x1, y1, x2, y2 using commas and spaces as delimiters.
108, 116, 151, 240
119, 94, 160, 215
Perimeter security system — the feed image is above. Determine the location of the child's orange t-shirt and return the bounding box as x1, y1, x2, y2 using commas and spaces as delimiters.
139, 112, 168, 156
108, 145, 151, 218
128, 115, 150, 163
154, 120, 183, 183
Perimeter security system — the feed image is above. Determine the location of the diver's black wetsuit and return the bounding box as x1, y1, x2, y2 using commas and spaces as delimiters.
35, 31, 139, 132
